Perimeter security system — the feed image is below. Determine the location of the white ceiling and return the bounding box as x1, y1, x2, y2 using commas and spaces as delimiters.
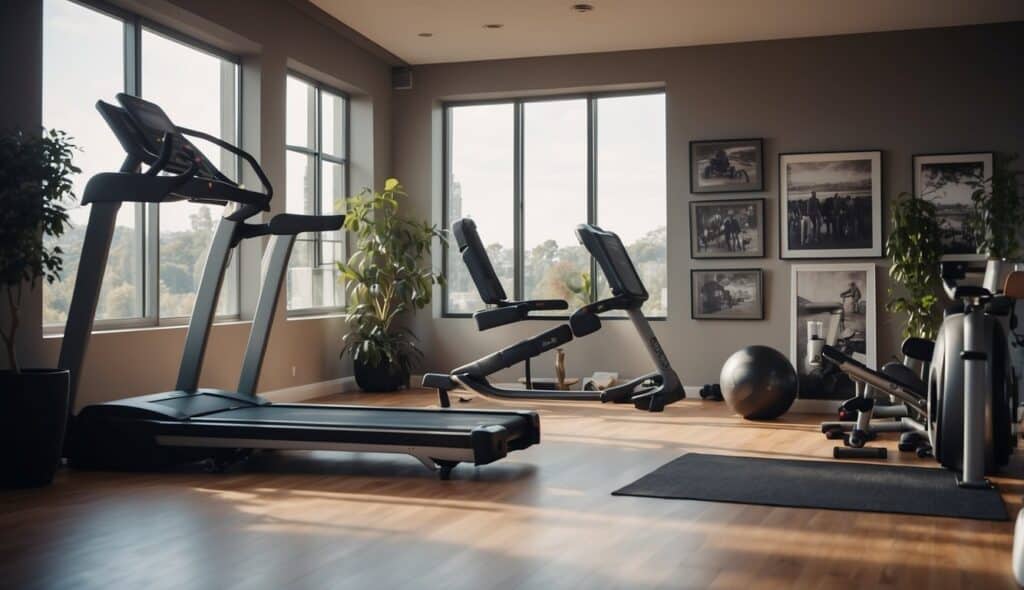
311, 0, 1024, 65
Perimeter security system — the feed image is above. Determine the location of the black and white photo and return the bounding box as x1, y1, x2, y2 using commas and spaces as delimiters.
913, 152, 993, 260
790, 264, 876, 400
779, 151, 882, 259
689, 198, 765, 258
690, 138, 764, 193
691, 268, 764, 320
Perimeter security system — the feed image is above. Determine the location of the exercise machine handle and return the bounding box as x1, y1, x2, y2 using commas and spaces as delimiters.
179, 125, 274, 200
569, 295, 632, 337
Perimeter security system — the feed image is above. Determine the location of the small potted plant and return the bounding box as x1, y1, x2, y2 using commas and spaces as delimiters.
0, 129, 77, 487
338, 178, 444, 392
968, 154, 1023, 292
886, 192, 943, 339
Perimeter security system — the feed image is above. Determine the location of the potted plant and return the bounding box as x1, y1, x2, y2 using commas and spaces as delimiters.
0, 129, 77, 487
968, 154, 1023, 292
338, 178, 444, 392
886, 192, 944, 340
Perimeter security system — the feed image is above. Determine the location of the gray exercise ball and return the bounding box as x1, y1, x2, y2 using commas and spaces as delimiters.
719, 345, 798, 420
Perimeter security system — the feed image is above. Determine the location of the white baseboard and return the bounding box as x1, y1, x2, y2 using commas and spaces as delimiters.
683, 385, 838, 415
791, 399, 842, 414
397, 378, 839, 416
261, 377, 357, 403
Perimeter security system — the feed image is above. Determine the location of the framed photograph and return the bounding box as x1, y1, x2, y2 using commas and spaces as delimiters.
691, 268, 764, 320
913, 152, 993, 260
689, 198, 765, 258
690, 138, 764, 193
790, 264, 876, 400
779, 150, 883, 259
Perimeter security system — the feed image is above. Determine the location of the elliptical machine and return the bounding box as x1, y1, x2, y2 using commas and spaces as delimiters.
817, 262, 1018, 486
929, 261, 1016, 486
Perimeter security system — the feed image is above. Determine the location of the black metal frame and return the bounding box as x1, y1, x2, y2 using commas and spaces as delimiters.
910, 151, 993, 262
440, 88, 667, 320
688, 197, 766, 259
689, 268, 765, 320
283, 71, 351, 314
777, 149, 885, 260
48, 0, 244, 330
689, 137, 765, 194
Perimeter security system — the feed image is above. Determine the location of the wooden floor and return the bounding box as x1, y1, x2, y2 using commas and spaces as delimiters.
2, 389, 1023, 590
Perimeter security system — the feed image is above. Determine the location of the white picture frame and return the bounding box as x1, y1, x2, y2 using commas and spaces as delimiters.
779, 150, 883, 259
790, 263, 876, 400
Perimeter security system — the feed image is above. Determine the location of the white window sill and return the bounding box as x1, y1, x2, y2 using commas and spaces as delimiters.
286, 310, 345, 322
42, 318, 251, 340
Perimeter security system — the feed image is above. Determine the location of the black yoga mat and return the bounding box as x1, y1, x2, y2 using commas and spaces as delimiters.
613, 453, 1008, 521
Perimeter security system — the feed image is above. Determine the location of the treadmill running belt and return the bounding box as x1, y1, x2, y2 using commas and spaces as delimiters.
195, 405, 532, 432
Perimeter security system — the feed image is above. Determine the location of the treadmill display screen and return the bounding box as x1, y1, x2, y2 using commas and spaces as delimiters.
599, 233, 647, 299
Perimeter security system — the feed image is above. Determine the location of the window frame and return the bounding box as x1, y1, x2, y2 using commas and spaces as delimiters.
284, 70, 351, 317
440, 88, 668, 321
42, 0, 243, 334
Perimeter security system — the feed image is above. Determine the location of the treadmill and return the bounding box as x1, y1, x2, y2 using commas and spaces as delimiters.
59, 94, 540, 479
423, 221, 685, 412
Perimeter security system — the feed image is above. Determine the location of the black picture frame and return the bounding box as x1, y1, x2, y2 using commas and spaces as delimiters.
778, 149, 883, 259
689, 138, 764, 194
689, 198, 766, 259
690, 268, 765, 320
912, 151, 993, 261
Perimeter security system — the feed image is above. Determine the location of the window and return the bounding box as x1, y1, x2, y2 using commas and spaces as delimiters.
140, 28, 240, 319
443, 91, 667, 317
285, 75, 347, 312
42, 0, 241, 330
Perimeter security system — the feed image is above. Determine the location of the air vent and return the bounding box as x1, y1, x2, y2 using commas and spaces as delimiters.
392, 67, 413, 91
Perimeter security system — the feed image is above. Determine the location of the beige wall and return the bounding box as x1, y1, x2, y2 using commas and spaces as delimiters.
392, 23, 1024, 387
3, 1, 1023, 403
0, 0, 395, 409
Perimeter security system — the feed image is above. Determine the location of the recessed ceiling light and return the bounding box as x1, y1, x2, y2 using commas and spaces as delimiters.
418, 32, 433, 37
483, 23, 504, 29
572, 3, 594, 13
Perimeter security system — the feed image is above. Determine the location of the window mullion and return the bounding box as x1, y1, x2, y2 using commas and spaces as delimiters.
513, 100, 524, 301
314, 87, 323, 271
441, 106, 452, 314
587, 96, 598, 304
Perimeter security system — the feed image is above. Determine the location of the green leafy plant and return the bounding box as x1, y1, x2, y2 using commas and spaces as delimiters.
566, 271, 593, 308
0, 130, 77, 372
338, 178, 444, 376
969, 153, 1023, 259
885, 192, 943, 339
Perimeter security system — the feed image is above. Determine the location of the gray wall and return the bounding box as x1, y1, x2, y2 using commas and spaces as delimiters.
0, 0, 394, 408
393, 23, 1024, 387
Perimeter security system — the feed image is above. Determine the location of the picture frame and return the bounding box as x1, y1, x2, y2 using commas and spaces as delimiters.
690, 268, 764, 320
689, 198, 766, 259
689, 138, 764, 194
789, 263, 876, 400
913, 152, 993, 261
778, 150, 883, 259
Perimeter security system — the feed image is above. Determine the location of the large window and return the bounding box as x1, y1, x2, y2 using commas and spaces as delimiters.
42, 0, 241, 329
285, 74, 347, 312
444, 91, 667, 317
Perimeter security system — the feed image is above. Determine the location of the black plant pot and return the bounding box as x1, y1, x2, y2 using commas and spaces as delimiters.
353, 359, 409, 393
0, 369, 70, 488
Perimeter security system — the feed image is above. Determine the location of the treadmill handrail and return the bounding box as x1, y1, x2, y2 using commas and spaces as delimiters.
178, 125, 274, 200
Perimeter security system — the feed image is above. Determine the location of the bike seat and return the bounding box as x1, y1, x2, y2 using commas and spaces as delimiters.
953, 285, 991, 301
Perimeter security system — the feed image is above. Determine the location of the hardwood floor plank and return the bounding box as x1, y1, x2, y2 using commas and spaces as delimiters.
0, 390, 1020, 589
